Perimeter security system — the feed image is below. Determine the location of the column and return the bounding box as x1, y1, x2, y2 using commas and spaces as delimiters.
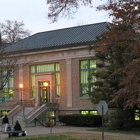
66, 59, 72, 107
19, 66, 23, 100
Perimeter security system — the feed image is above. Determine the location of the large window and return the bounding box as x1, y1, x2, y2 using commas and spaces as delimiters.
30, 62, 60, 98
80, 59, 96, 97
2, 72, 14, 99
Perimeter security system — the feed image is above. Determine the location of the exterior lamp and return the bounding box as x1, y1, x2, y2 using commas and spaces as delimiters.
43, 82, 48, 87
19, 84, 23, 103
19, 84, 23, 88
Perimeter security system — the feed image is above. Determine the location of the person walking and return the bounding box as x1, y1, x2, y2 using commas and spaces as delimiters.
2, 115, 9, 132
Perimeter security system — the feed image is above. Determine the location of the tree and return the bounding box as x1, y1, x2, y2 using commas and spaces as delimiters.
90, 0, 140, 109
0, 50, 25, 100
0, 20, 32, 98
0, 50, 19, 90
0, 20, 31, 44
89, 25, 132, 108
47, 0, 140, 109
47, 0, 93, 22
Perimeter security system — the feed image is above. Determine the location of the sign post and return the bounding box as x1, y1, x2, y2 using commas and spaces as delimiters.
97, 101, 108, 140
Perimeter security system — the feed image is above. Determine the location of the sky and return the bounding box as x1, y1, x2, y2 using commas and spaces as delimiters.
0, 0, 111, 35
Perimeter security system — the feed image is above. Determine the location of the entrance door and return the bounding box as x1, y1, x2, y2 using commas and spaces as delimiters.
39, 81, 50, 105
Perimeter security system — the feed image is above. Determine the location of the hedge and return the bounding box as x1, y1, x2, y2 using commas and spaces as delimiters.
59, 114, 102, 127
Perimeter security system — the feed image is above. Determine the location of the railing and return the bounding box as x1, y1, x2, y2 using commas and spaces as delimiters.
18, 99, 35, 107
34, 118, 45, 127
46, 103, 59, 108
7, 105, 23, 125
46, 99, 59, 108
24, 106, 40, 118
25, 104, 48, 123
7, 105, 22, 118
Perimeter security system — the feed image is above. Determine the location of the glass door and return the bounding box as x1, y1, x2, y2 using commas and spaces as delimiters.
39, 81, 50, 105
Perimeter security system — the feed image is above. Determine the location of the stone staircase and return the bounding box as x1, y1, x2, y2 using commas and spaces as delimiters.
0, 101, 59, 128
8, 105, 49, 128
24, 105, 49, 127
8, 107, 34, 128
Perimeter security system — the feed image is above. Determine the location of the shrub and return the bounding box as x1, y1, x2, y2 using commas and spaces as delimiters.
59, 114, 102, 127
105, 109, 135, 130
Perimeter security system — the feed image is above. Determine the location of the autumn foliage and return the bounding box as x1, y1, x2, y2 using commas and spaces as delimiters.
92, 0, 140, 109
47, 0, 140, 109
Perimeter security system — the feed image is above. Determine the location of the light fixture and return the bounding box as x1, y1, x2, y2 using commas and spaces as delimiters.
43, 82, 48, 87
19, 84, 23, 104
19, 84, 23, 88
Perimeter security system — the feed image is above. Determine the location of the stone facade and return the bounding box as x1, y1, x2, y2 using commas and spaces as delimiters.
2, 45, 97, 116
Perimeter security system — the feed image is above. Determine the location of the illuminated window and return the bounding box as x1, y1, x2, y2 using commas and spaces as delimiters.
135, 110, 140, 121
49, 111, 55, 126
80, 110, 97, 115
37, 64, 54, 72
55, 72, 60, 97
50, 111, 55, 117
80, 59, 96, 97
30, 63, 60, 98
31, 75, 35, 98
3, 73, 14, 99
90, 111, 97, 115
30, 66, 35, 73
1, 110, 8, 117
55, 63, 60, 71
81, 111, 89, 115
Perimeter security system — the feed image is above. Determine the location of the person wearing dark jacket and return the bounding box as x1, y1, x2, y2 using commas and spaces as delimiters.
12, 120, 22, 136
2, 115, 9, 132
14, 120, 22, 131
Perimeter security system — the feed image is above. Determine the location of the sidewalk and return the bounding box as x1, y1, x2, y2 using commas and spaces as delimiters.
0, 126, 139, 139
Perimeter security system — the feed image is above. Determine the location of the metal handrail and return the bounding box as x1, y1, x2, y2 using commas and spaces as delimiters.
18, 99, 35, 107
7, 105, 22, 118
24, 106, 40, 118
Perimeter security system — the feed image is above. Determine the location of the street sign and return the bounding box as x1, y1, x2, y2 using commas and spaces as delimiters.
97, 100, 108, 115
97, 100, 108, 140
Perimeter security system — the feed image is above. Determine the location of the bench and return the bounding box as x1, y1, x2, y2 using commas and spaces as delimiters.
3, 130, 25, 138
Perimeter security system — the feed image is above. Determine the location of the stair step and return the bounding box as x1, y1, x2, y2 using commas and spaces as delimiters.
9, 107, 34, 127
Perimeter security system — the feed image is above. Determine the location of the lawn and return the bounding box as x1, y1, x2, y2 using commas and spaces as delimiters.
2, 131, 139, 140
2, 126, 140, 140
87, 127, 140, 136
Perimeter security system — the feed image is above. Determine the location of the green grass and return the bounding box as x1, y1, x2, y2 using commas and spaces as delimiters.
86, 127, 140, 136
3, 135, 98, 140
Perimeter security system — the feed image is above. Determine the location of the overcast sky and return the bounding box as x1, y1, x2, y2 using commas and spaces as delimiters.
0, 0, 111, 35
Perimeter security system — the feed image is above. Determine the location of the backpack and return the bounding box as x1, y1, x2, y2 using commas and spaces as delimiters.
7, 125, 11, 131
22, 131, 26, 136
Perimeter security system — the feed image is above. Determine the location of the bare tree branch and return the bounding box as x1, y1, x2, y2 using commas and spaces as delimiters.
0, 20, 31, 43
47, 0, 92, 22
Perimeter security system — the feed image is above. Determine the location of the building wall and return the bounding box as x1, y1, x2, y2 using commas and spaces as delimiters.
14, 69, 20, 101
59, 59, 67, 108
11, 46, 96, 114
23, 64, 30, 100
72, 58, 94, 109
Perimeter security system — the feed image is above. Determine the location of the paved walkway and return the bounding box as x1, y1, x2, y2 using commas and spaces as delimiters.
0, 126, 140, 139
